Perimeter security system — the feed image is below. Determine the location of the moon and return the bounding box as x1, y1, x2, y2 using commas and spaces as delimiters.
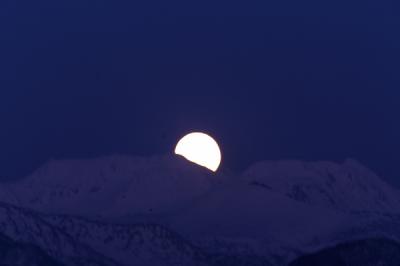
174, 132, 222, 172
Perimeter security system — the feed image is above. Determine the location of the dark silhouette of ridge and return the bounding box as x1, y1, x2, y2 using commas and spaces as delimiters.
289, 238, 400, 266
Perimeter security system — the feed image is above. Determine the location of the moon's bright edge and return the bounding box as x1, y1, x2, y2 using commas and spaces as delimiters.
174, 132, 222, 172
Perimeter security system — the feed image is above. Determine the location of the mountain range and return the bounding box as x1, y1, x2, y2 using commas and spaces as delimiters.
0, 154, 399, 265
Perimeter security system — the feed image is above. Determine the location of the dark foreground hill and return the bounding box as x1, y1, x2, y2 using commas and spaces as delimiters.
289, 238, 400, 266
0, 233, 63, 266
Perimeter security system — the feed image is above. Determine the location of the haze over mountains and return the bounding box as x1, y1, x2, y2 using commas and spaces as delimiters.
0, 155, 399, 265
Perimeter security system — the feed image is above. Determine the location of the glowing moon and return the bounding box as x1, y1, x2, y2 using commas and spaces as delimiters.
174, 132, 222, 172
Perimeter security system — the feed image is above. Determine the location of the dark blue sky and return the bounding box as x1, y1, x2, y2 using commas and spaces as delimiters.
1, 0, 400, 185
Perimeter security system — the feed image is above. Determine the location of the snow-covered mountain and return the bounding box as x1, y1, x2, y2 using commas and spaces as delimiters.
0, 155, 399, 265
244, 159, 400, 212
0, 202, 120, 266
43, 214, 208, 266
1, 155, 218, 220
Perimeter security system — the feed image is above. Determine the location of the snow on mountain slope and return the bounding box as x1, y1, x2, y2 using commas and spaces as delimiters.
43, 214, 208, 266
163, 179, 356, 265
165, 180, 400, 265
168, 181, 347, 242
244, 159, 400, 212
1, 155, 217, 219
0, 202, 120, 266
30, 178, 400, 266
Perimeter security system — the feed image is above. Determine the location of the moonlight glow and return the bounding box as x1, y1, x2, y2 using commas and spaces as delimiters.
174, 132, 222, 172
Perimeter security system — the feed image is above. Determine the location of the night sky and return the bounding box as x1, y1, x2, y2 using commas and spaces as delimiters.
1, 0, 399, 185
